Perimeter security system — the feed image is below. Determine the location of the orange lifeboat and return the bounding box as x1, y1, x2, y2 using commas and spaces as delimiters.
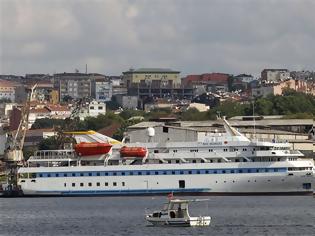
120, 146, 147, 158
74, 142, 112, 156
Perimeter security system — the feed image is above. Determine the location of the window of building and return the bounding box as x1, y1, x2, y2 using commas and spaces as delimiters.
72, 183, 75, 187
80, 183, 84, 187
88, 183, 92, 187
56, 173, 59, 177
122, 182, 125, 186
96, 182, 100, 186
105, 182, 108, 186
89, 173, 92, 176
97, 172, 100, 176
72, 173, 75, 177
64, 183, 66, 187
163, 127, 169, 133
113, 182, 117, 186
80, 173, 84, 176
90, 106, 94, 110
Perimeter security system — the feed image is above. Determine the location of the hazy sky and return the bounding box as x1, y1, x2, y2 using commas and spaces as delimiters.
1, 0, 315, 77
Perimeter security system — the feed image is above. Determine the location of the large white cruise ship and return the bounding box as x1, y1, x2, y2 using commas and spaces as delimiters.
18, 119, 314, 196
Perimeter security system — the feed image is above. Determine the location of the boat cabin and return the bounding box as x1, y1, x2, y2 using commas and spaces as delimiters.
154, 199, 190, 219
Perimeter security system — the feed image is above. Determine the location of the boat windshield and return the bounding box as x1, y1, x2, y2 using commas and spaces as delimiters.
168, 202, 188, 211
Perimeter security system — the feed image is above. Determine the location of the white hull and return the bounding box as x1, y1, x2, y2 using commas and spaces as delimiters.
146, 216, 211, 227
18, 162, 314, 196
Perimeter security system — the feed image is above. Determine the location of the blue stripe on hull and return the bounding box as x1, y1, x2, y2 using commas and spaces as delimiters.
34, 188, 210, 196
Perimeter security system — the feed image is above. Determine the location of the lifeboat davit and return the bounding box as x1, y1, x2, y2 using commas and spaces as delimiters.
74, 142, 112, 156
120, 146, 147, 158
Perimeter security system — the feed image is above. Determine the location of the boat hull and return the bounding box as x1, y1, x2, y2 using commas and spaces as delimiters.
18, 162, 314, 196
146, 216, 211, 227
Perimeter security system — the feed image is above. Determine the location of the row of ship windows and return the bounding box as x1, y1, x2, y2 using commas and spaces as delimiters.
288, 167, 312, 171
187, 148, 251, 153
65, 179, 280, 187
65, 182, 125, 187
32, 168, 287, 178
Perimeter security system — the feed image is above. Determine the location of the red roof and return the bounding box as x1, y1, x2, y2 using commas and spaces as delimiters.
97, 123, 121, 137
183, 73, 229, 85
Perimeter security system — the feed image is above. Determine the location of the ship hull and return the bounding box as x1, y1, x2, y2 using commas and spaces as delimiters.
18, 162, 314, 196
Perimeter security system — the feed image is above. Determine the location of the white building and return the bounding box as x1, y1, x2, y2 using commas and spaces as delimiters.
261, 69, 290, 82
94, 80, 112, 102
79, 101, 106, 120
234, 74, 255, 83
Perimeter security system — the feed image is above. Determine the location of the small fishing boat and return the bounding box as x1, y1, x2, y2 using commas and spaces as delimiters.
146, 198, 211, 227
74, 142, 112, 156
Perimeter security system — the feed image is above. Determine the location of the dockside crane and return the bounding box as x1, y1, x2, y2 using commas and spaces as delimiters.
2, 84, 37, 195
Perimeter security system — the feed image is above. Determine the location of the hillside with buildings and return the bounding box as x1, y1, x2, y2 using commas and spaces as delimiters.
0, 68, 315, 159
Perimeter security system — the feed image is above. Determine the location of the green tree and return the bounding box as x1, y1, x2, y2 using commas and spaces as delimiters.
180, 108, 208, 121
255, 99, 273, 115
31, 118, 65, 129
119, 109, 145, 120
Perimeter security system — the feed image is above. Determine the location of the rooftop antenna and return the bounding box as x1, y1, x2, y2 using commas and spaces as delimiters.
86, 64, 88, 74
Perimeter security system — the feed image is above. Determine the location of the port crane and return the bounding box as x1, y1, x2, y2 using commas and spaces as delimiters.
2, 84, 37, 195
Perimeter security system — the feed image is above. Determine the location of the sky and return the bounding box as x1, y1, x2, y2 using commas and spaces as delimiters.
1, 0, 315, 77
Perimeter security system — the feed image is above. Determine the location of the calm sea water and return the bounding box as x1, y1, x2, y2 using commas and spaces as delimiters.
0, 196, 314, 236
